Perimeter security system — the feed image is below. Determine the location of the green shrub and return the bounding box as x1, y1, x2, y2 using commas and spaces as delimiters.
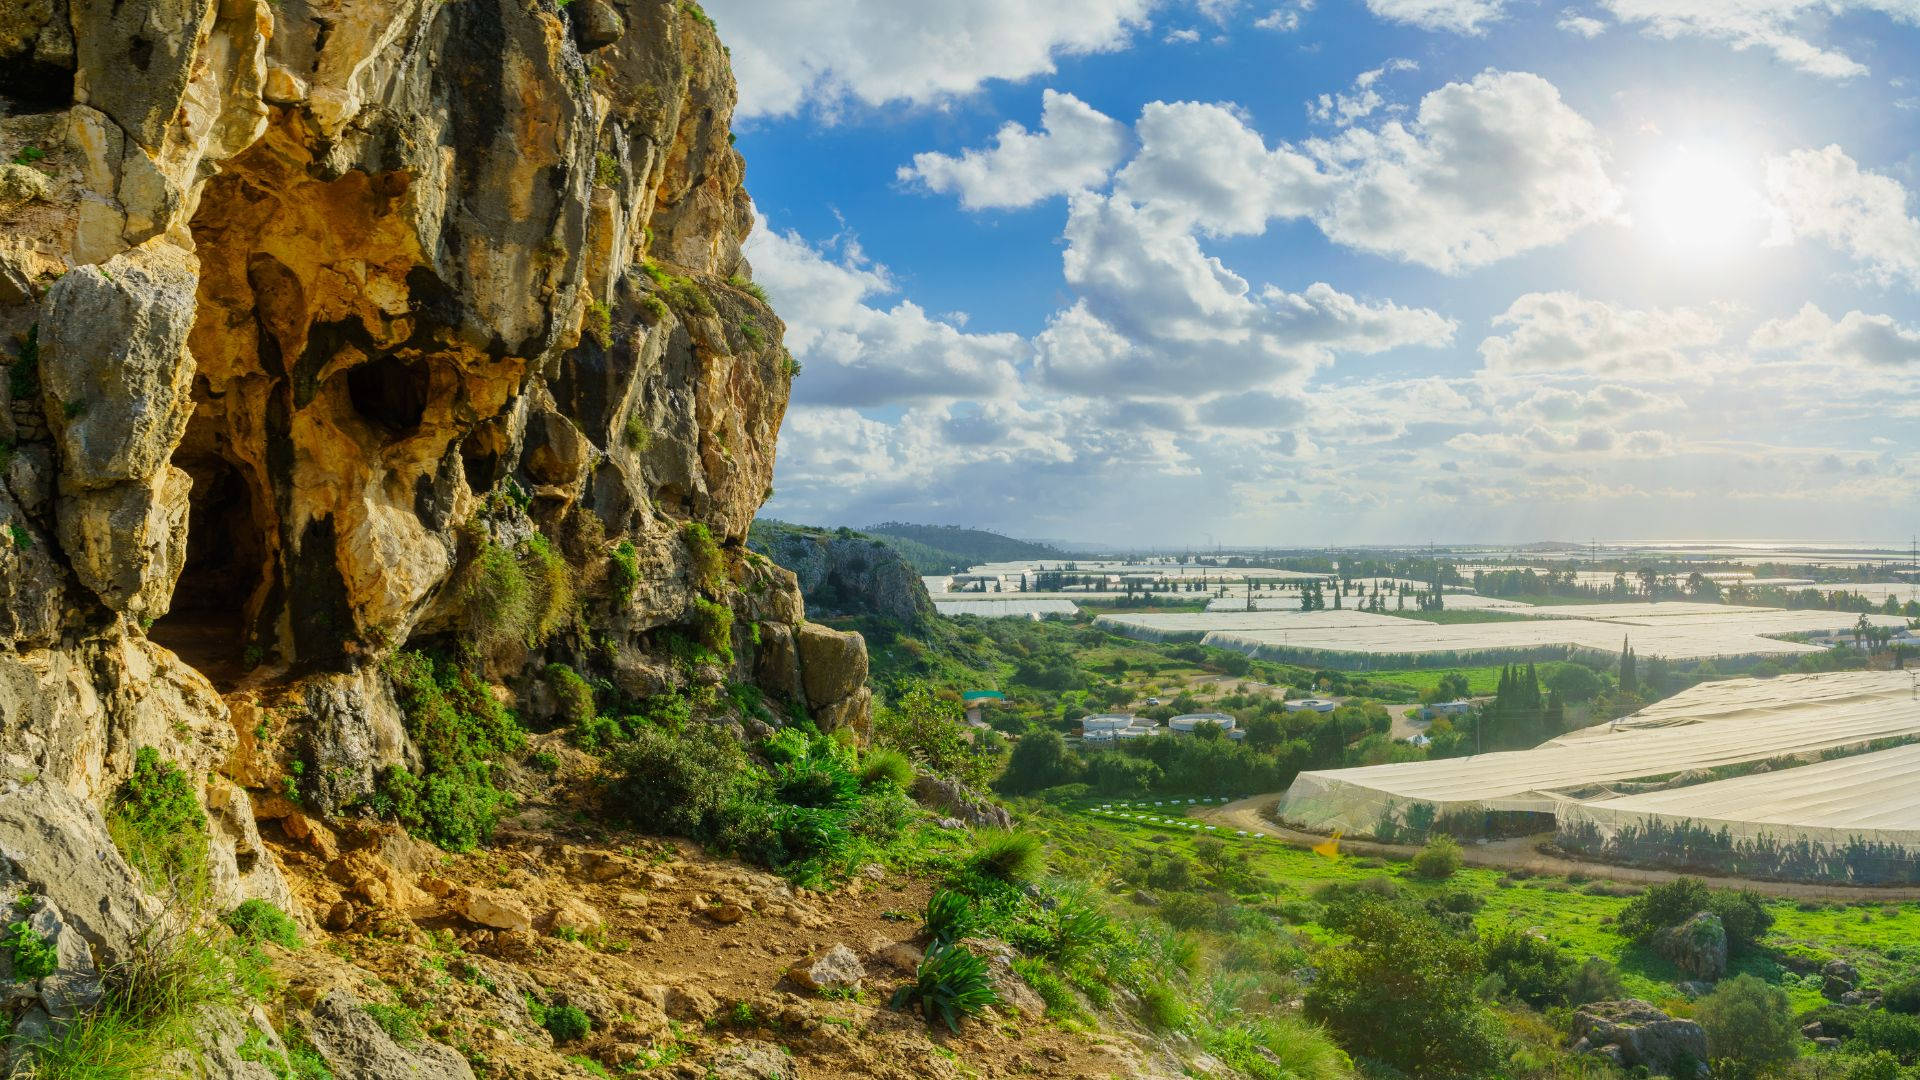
544, 663, 596, 729
995, 731, 1079, 795
223, 900, 301, 950
1619, 878, 1773, 954
1885, 977, 1920, 1015
543, 1002, 591, 1043
1849, 1012, 1920, 1064
1410, 834, 1462, 880
727, 274, 768, 303
969, 832, 1043, 887
594, 151, 619, 187
108, 748, 209, 895
1698, 974, 1799, 1066
372, 651, 524, 851
1565, 956, 1624, 1005
458, 528, 573, 655
1844, 1050, 1905, 1080
1140, 982, 1190, 1031
608, 540, 640, 607
1305, 896, 1506, 1080
891, 944, 999, 1031
873, 684, 993, 788
1479, 926, 1570, 1007
585, 300, 612, 348
689, 595, 734, 663
923, 889, 974, 947
859, 747, 915, 790
1011, 886, 1110, 964
623, 415, 652, 453
27, 1006, 162, 1077
3, 918, 57, 979
684, 521, 725, 593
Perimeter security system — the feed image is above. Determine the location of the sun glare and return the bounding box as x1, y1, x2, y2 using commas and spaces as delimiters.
1632, 146, 1764, 256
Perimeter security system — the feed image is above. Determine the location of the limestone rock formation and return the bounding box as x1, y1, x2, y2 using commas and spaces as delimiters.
748, 520, 938, 626
0, 0, 869, 1066
1656, 911, 1727, 982
1569, 999, 1708, 1076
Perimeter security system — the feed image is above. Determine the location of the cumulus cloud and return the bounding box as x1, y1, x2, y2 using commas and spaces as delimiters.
1115, 101, 1329, 236
743, 219, 1025, 406
897, 90, 1131, 210
1307, 71, 1622, 272
1597, 0, 1896, 80
1479, 292, 1728, 374
1035, 194, 1455, 394
1750, 303, 1920, 366
703, 0, 1154, 118
1518, 383, 1683, 420
1764, 145, 1920, 286
1253, 2, 1311, 30
1110, 71, 1621, 269
1363, 0, 1508, 33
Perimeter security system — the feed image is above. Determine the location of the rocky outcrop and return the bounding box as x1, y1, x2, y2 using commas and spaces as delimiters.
1570, 999, 1708, 1076
0, 0, 874, 1068
1656, 912, 1727, 982
912, 772, 1014, 830
748, 520, 937, 626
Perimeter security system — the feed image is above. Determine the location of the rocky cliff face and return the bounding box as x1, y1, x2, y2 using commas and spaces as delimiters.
748, 521, 937, 628
0, 0, 867, 1070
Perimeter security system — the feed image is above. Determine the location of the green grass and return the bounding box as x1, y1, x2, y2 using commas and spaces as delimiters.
1048, 799, 1920, 1020
1348, 666, 1507, 696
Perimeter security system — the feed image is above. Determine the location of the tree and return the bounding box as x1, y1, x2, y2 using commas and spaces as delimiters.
1305, 898, 1506, 1079
874, 684, 989, 786
1619, 637, 1638, 694
1696, 974, 1798, 1067
1481, 927, 1572, 1007
995, 731, 1080, 795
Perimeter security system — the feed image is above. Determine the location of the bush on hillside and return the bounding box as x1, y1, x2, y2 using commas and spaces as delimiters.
1410, 834, 1462, 880
1697, 974, 1799, 1067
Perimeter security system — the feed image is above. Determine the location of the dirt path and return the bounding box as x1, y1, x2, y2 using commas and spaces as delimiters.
1194, 794, 1920, 902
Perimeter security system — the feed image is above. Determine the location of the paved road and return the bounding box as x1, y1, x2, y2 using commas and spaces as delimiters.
1194, 794, 1920, 902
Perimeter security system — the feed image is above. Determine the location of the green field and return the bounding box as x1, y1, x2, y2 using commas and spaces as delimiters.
1042, 800, 1920, 1019
1346, 665, 1509, 695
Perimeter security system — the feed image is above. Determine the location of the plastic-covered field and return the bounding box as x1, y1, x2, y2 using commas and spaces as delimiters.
1279, 671, 1920, 839
1204, 592, 1528, 612
933, 598, 1079, 618
1096, 606, 1904, 664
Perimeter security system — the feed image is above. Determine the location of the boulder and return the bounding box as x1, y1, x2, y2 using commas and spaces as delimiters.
1656, 912, 1727, 982
795, 622, 867, 710
786, 945, 864, 993
1571, 1000, 1708, 1077
459, 890, 533, 934
547, 898, 604, 936
303, 990, 475, 1080
1822, 958, 1860, 1000
706, 1040, 798, 1080
911, 772, 1012, 830
0, 165, 51, 212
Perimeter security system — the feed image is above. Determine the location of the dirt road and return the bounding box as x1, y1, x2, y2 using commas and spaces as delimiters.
1194, 794, 1920, 902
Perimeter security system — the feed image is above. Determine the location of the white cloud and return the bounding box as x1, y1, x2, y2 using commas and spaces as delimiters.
1557, 8, 1607, 35
1165, 27, 1203, 42
1308, 59, 1418, 126
1035, 194, 1455, 394
1597, 0, 1901, 80
1112, 71, 1620, 269
1254, 0, 1314, 29
743, 219, 1025, 405
1519, 383, 1683, 420
1764, 145, 1920, 286
1115, 101, 1329, 236
1479, 292, 1729, 374
1307, 71, 1622, 271
1363, 0, 1508, 33
703, 0, 1154, 118
897, 90, 1131, 210
1750, 303, 1920, 366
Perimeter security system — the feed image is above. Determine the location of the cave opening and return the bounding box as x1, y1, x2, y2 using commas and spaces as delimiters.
149, 417, 271, 688
347, 354, 430, 435
0, 63, 75, 115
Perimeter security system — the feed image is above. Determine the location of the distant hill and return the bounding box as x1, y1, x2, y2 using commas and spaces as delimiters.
863, 523, 1065, 568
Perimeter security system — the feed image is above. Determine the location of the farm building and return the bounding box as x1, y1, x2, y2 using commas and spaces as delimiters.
1277, 671, 1920, 881
1168, 712, 1243, 739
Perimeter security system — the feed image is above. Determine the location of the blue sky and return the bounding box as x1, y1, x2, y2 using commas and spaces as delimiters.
703, 0, 1920, 546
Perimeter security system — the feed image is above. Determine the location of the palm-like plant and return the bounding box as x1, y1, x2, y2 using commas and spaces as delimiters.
891, 943, 1001, 1031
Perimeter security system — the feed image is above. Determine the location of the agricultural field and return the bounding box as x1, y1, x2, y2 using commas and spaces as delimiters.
1038, 798, 1920, 1017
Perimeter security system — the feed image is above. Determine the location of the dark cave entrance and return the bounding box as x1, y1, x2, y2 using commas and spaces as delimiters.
347, 354, 430, 436
150, 419, 272, 687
